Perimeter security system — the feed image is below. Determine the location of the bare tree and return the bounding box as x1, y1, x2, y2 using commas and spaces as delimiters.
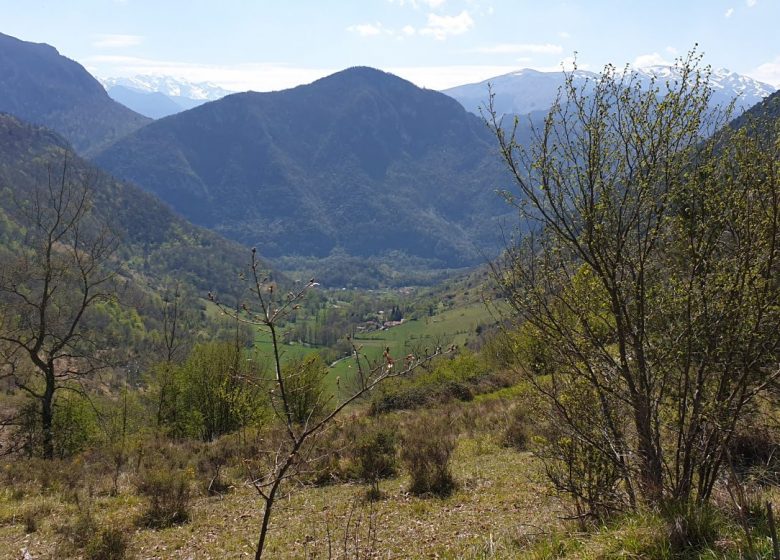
211, 249, 447, 559
0, 160, 117, 459
487, 51, 780, 512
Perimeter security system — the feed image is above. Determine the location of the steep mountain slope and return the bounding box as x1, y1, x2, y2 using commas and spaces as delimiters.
93, 67, 518, 268
0, 32, 149, 154
730, 88, 780, 129
0, 113, 251, 298
445, 66, 776, 117
101, 75, 234, 118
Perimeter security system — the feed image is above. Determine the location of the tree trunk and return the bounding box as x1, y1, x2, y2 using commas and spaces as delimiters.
634, 398, 663, 504
41, 372, 56, 460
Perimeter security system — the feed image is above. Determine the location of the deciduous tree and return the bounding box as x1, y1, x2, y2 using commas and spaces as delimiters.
0, 160, 117, 459
488, 51, 780, 513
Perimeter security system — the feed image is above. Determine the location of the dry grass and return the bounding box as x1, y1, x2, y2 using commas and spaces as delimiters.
0, 436, 560, 559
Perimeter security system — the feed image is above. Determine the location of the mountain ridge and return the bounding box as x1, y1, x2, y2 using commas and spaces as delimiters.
0, 32, 150, 154
0, 112, 254, 299
444, 65, 776, 117
93, 66, 517, 269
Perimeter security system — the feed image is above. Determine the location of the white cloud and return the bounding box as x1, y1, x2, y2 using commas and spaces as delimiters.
347, 23, 383, 37
746, 0, 757, 7
347, 22, 418, 39
83, 54, 601, 93
473, 43, 563, 55
92, 34, 143, 48
748, 56, 780, 88
419, 10, 474, 40
725, 7, 734, 17
558, 31, 571, 39
85, 55, 336, 92
633, 52, 672, 68
665, 46, 678, 56
388, 0, 446, 8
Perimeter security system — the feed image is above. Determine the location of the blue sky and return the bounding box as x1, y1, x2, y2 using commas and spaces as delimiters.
1, 0, 778, 91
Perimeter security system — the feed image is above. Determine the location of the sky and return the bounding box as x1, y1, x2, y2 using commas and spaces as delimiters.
1, 0, 779, 92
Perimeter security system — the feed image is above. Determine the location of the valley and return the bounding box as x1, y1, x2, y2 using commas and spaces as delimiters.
1, 14, 780, 560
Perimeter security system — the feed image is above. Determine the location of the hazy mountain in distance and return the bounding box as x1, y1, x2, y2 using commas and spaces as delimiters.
444, 66, 776, 117
101, 75, 234, 118
104, 85, 184, 119
93, 67, 523, 268
0, 32, 149, 154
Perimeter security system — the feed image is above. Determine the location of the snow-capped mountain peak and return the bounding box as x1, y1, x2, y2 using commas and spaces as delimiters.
444, 65, 777, 118
100, 75, 234, 100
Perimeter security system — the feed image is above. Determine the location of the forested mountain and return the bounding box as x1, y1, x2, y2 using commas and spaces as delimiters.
0, 113, 252, 298
93, 67, 521, 268
731, 88, 780, 130
0, 32, 149, 154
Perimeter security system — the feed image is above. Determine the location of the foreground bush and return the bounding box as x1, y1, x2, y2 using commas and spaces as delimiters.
354, 425, 398, 499
85, 526, 130, 560
135, 444, 192, 528
400, 412, 457, 496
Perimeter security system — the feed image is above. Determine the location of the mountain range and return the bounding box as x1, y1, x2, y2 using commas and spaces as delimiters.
444, 66, 777, 118
100, 75, 234, 119
0, 32, 149, 154
92, 67, 520, 269
1, 29, 778, 287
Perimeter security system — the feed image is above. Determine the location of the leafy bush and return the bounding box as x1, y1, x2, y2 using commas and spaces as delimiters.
135, 444, 192, 528
154, 341, 265, 441
533, 377, 629, 523
400, 412, 457, 497
85, 526, 130, 560
55, 509, 98, 553
502, 405, 530, 451
136, 466, 191, 528
371, 352, 513, 414
281, 355, 327, 425
354, 425, 398, 499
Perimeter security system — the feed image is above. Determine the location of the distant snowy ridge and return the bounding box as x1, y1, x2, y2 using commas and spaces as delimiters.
98, 75, 235, 118
444, 66, 777, 118
100, 75, 234, 100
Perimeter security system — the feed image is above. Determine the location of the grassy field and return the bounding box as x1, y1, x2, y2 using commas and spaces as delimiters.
326, 302, 493, 382
0, 397, 562, 560
1, 380, 778, 559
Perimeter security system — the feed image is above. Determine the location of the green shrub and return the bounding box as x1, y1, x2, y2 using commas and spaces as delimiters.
355, 426, 398, 498
52, 394, 99, 459
136, 467, 191, 528
85, 526, 130, 560
503, 405, 530, 451
282, 355, 327, 425
55, 509, 98, 552
135, 445, 192, 528
400, 412, 457, 497
662, 502, 721, 554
